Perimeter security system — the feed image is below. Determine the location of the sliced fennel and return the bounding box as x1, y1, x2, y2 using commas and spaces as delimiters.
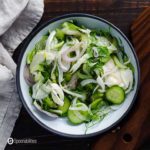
51, 83, 64, 106
96, 76, 105, 92
45, 30, 56, 51
70, 54, 90, 73
81, 79, 97, 86
32, 81, 49, 100
30, 51, 55, 74
33, 100, 58, 117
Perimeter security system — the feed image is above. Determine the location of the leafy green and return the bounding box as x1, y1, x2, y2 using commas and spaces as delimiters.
93, 62, 104, 76
64, 72, 72, 82
50, 61, 57, 83
85, 113, 104, 133
86, 46, 94, 58
114, 50, 128, 64
127, 63, 135, 73
91, 91, 104, 101
82, 62, 94, 75
111, 37, 124, 51
98, 47, 110, 63
62, 21, 80, 31
77, 71, 92, 79
85, 106, 111, 133
84, 83, 96, 92
26, 48, 36, 64
35, 36, 48, 51
112, 55, 127, 69
93, 29, 113, 41
27, 36, 48, 64
39, 62, 51, 82
29, 86, 33, 96
56, 29, 65, 40
34, 72, 44, 82
61, 22, 81, 36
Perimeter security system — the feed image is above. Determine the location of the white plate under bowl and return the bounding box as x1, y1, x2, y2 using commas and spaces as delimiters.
17, 13, 140, 137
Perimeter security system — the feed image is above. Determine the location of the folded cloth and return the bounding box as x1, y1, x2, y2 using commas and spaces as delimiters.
0, 0, 44, 149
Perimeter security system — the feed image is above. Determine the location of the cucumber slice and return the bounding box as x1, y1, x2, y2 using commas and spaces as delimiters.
106, 85, 125, 104
58, 97, 71, 116
68, 110, 83, 124
91, 99, 106, 110
68, 109, 89, 125
43, 97, 57, 109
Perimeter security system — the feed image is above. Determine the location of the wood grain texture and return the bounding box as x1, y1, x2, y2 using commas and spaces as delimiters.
93, 7, 150, 150
6, 1, 150, 150
41, 0, 149, 36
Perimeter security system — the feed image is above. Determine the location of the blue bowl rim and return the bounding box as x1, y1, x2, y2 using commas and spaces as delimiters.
16, 13, 140, 138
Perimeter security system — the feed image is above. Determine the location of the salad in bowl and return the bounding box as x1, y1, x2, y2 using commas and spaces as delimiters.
25, 20, 134, 130
17, 14, 139, 137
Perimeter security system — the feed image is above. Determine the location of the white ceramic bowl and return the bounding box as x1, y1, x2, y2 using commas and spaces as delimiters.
17, 13, 140, 137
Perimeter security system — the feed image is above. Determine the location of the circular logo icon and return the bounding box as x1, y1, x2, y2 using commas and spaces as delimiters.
7, 138, 14, 145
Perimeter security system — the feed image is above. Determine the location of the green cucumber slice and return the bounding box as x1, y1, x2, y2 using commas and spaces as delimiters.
68, 109, 89, 125
106, 85, 125, 104
58, 97, 71, 116
68, 110, 83, 124
43, 97, 57, 109
91, 99, 106, 110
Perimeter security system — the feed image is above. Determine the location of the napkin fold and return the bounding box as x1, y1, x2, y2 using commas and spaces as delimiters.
0, 0, 44, 149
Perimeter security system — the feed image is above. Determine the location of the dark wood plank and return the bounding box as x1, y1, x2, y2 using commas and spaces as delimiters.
6, 1, 150, 150
93, 7, 150, 150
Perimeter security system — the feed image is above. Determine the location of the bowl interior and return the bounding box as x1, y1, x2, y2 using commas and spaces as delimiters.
18, 14, 139, 137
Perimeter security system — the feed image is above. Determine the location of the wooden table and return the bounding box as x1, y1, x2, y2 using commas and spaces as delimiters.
6, 0, 150, 150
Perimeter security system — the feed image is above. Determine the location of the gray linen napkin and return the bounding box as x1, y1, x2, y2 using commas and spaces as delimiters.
0, 0, 44, 149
